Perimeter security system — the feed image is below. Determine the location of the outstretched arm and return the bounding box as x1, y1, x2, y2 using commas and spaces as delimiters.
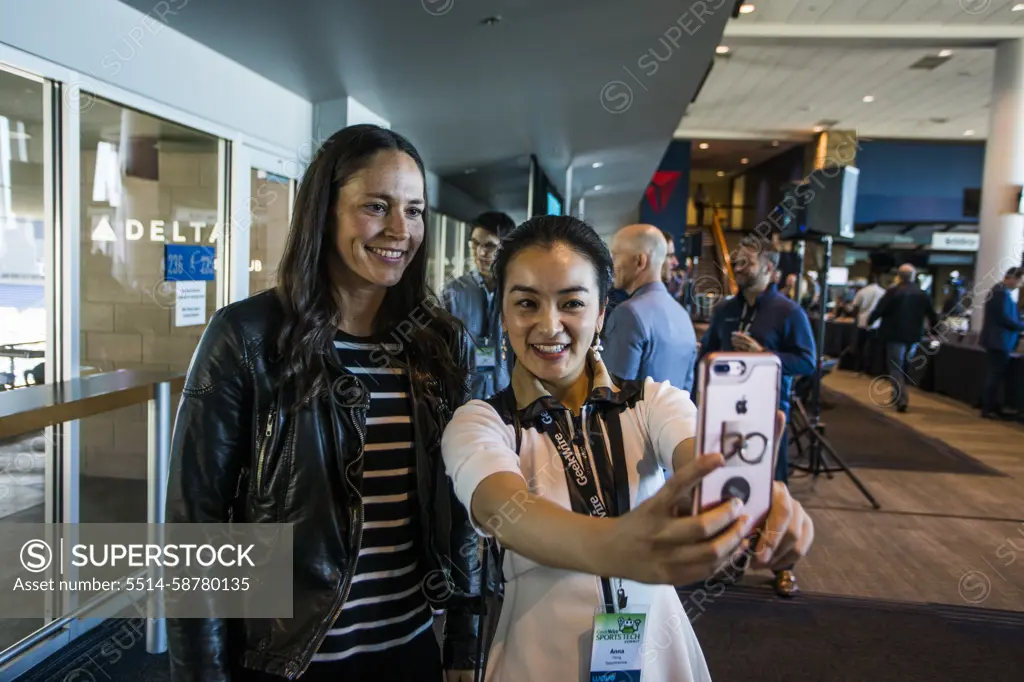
441, 402, 748, 586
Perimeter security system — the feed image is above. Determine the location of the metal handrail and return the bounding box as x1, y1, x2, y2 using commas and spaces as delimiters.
0, 369, 183, 663
0, 370, 184, 440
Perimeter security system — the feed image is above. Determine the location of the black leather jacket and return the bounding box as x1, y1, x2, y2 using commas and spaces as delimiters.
165, 290, 481, 681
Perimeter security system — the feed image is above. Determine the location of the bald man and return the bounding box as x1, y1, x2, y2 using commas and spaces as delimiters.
868, 263, 938, 412
603, 224, 699, 392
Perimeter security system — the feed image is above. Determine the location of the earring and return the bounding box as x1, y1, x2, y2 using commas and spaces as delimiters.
500, 336, 507, 363
591, 336, 604, 362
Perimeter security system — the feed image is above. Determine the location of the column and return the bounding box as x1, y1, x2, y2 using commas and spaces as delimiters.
973, 39, 1024, 331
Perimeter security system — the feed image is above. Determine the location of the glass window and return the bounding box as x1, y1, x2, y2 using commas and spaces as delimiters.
0, 70, 47, 390
0, 66, 48, 655
79, 99, 224, 376
248, 168, 293, 296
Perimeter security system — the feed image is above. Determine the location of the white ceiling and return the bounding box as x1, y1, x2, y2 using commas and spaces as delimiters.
675, 0, 1024, 145
680, 45, 995, 140
737, 0, 1024, 25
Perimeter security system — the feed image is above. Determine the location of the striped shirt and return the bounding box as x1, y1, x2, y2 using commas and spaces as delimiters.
311, 332, 432, 664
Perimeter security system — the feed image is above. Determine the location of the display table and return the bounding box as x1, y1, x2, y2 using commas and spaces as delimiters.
931, 342, 1024, 411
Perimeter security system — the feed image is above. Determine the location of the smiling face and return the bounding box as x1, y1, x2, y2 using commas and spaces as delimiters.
502, 242, 604, 389
332, 149, 425, 289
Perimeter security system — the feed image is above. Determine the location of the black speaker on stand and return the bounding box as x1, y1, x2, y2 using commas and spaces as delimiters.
776, 165, 880, 509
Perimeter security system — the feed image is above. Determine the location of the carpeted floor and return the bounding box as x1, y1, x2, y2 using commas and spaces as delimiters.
793, 388, 1005, 476
17, 588, 1024, 682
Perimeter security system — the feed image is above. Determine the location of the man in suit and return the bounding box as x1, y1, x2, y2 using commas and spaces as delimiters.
980, 267, 1024, 420
868, 263, 938, 413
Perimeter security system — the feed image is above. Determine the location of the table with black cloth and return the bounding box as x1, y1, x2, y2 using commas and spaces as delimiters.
931, 341, 1024, 411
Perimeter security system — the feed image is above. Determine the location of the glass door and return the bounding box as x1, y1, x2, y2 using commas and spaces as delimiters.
247, 168, 294, 297
0, 64, 51, 656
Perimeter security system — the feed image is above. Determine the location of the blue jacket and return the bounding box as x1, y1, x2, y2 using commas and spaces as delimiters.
980, 282, 1024, 353
699, 287, 817, 413
602, 281, 699, 393
441, 271, 511, 400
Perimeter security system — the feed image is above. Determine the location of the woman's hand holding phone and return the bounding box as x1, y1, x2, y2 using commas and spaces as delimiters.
598, 453, 752, 586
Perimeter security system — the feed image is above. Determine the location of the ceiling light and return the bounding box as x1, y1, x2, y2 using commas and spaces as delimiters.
863, 95, 875, 102
938, 49, 954, 58
1014, 3, 1024, 11
716, 171, 726, 177
699, 142, 710, 149
740, 157, 749, 164
591, 161, 603, 168
716, 45, 730, 54
964, 129, 976, 136
813, 126, 824, 133
739, 3, 756, 13
593, 185, 603, 191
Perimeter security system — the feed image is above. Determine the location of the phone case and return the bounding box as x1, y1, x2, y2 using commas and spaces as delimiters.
692, 352, 781, 532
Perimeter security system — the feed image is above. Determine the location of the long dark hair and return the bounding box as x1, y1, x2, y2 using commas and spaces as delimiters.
275, 124, 466, 408
493, 215, 614, 306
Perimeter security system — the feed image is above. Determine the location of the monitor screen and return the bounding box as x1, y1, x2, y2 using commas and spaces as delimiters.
546, 191, 563, 215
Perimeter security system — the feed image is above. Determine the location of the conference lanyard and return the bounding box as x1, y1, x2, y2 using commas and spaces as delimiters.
739, 302, 758, 334
539, 404, 630, 613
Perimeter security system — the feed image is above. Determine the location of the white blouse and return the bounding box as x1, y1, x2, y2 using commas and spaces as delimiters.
442, 375, 713, 682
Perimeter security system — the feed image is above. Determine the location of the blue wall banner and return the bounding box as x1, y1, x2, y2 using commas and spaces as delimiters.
639, 141, 690, 241
164, 244, 216, 282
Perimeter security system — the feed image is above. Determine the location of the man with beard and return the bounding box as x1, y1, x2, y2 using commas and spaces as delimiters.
699, 235, 816, 597
442, 211, 515, 400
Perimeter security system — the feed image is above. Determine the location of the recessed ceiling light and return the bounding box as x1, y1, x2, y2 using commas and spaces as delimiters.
591, 161, 604, 168
740, 157, 749, 164
1014, 3, 1024, 11
716, 171, 726, 177
739, 3, 756, 13
716, 45, 730, 54
593, 185, 603, 191
699, 142, 710, 149
813, 126, 824, 133
863, 95, 875, 103
964, 129, 976, 136
938, 49, 954, 58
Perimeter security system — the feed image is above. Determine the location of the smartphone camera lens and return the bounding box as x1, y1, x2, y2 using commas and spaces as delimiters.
713, 363, 730, 375
721, 477, 751, 504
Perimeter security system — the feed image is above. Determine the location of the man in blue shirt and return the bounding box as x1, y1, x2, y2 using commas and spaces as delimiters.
603, 224, 699, 393
980, 267, 1024, 419
442, 211, 515, 399
700, 235, 816, 597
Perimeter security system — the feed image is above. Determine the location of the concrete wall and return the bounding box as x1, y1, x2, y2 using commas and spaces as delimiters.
0, 0, 312, 154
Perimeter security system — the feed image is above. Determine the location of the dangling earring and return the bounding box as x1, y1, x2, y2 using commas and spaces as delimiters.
591, 334, 604, 362
500, 335, 507, 363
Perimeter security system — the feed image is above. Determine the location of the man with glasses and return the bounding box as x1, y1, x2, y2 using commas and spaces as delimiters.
441, 211, 515, 400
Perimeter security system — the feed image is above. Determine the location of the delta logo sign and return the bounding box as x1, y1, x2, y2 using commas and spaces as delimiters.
644, 171, 680, 214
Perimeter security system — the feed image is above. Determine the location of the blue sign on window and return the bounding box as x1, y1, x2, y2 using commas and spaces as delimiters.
164, 244, 216, 282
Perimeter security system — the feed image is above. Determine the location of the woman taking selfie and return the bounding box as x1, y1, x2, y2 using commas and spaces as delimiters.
165, 125, 481, 682
442, 216, 814, 682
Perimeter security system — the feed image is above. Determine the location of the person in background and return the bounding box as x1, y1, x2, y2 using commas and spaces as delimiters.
868, 263, 938, 414
782, 273, 799, 300
851, 273, 885, 375
441, 215, 814, 682
442, 211, 515, 400
980, 267, 1024, 420
603, 224, 699, 393
699, 235, 816, 598
661, 229, 694, 312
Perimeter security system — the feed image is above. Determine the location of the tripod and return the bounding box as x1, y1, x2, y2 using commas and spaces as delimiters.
788, 236, 880, 510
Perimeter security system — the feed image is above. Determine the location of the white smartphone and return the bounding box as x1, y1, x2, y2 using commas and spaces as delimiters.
692, 352, 781, 533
